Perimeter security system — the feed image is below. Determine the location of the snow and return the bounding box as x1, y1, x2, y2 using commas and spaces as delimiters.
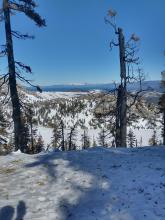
1, 89, 163, 148
36, 92, 89, 100
1, 146, 165, 219
133, 128, 162, 146
37, 126, 53, 146
37, 121, 161, 149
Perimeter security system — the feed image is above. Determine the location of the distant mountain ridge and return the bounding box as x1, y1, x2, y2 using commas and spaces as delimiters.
29, 80, 164, 93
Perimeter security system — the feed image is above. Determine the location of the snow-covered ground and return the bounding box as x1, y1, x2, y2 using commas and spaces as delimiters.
0, 146, 165, 220
37, 126, 53, 146
25, 91, 89, 101
37, 124, 162, 148
1, 89, 163, 148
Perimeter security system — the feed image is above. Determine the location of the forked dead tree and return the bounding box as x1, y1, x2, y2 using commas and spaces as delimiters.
105, 8, 141, 147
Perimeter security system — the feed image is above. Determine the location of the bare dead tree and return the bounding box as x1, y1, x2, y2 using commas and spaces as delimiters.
159, 71, 165, 145
105, 8, 142, 147
1, 0, 45, 152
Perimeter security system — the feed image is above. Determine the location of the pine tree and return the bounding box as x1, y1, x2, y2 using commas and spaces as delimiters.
51, 119, 66, 151
1, 0, 45, 152
127, 129, 136, 147
21, 106, 42, 154
81, 129, 90, 149
21, 121, 30, 152
60, 120, 65, 151
35, 135, 44, 153
51, 120, 62, 149
0, 106, 10, 154
26, 107, 38, 153
0, 107, 7, 139
92, 137, 97, 147
148, 130, 158, 146
98, 128, 108, 147
67, 124, 77, 151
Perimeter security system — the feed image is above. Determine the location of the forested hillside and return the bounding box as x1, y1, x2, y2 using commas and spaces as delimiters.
0, 84, 164, 154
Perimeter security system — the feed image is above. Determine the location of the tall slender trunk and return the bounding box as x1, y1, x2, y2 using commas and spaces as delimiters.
117, 28, 127, 147
3, 0, 23, 151
30, 120, 34, 153
61, 121, 65, 151
116, 85, 121, 147
163, 110, 165, 145
83, 130, 85, 149
102, 129, 105, 146
68, 129, 73, 151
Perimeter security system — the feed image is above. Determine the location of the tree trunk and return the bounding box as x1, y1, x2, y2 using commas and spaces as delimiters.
83, 130, 85, 149
68, 129, 73, 151
102, 129, 105, 146
163, 110, 165, 145
30, 120, 34, 153
61, 121, 65, 151
117, 28, 127, 147
116, 85, 121, 147
3, 0, 24, 151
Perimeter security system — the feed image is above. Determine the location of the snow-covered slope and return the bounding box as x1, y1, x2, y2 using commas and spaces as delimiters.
24, 91, 89, 101
0, 147, 165, 220
0, 87, 163, 148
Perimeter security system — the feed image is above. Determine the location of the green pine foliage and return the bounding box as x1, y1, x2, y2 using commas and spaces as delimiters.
127, 129, 136, 148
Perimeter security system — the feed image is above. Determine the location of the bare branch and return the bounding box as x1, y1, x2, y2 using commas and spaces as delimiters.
0, 73, 9, 88
11, 30, 34, 39
15, 61, 32, 73
104, 17, 118, 34
16, 71, 42, 92
109, 40, 119, 50
1, 82, 11, 105
0, 45, 7, 57
127, 88, 153, 109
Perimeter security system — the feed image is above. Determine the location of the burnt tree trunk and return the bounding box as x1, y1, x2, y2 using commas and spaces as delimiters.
115, 85, 121, 147
116, 28, 127, 147
3, 0, 24, 151
163, 110, 165, 145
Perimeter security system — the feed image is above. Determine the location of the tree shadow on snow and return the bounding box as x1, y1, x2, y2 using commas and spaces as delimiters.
25, 150, 136, 220
0, 200, 26, 220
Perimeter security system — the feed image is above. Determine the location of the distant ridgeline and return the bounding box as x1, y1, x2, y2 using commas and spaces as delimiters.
161, 71, 165, 81
28, 80, 163, 93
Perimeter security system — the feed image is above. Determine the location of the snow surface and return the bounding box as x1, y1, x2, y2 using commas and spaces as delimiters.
3, 90, 162, 147
37, 126, 53, 146
0, 146, 165, 220
35, 92, 89, 100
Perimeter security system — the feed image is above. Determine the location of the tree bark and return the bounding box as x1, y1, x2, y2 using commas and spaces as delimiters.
3, 0, 24, 151
68, 128, 73, 151
117, 28, 127, 147
116, 85, 121, 147
163, 110, 165, 145
61, 121, 65, 151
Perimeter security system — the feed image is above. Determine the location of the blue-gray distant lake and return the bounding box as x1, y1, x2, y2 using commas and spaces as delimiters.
28, 81, 163, 92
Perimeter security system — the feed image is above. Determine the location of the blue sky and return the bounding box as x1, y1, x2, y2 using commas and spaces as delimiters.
1, 0, 165, 85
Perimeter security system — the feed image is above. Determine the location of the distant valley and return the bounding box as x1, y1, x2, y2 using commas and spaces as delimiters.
28, 80, 164, 93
